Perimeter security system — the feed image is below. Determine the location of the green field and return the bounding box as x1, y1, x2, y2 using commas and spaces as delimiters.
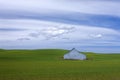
0, 49, 120, 80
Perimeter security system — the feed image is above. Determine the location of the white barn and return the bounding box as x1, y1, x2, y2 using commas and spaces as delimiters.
64, 48, 86, 60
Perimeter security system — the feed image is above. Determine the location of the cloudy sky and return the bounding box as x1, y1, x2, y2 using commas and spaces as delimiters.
0, 0, 120, 53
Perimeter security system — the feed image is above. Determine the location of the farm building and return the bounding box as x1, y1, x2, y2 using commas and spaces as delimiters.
64, 48, 86, 60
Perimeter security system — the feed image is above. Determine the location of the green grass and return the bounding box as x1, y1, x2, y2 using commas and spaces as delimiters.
0, 49, 120, 80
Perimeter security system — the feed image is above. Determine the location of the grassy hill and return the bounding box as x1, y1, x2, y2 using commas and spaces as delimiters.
0, 49, 120, 80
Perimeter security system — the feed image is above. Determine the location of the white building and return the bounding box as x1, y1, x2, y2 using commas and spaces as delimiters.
64, 48, 86, 60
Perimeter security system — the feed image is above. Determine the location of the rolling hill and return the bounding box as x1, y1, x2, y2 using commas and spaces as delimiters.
0, 49, 120, 80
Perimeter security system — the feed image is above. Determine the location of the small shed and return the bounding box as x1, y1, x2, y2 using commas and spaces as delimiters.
64, 48, 86, 60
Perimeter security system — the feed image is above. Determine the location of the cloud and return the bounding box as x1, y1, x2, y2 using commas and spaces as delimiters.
0, 0, 120, 17
0, 19, 120, 50
89, 34, 103, 38
0, 0, 120, 52
28, 25, 75, 40
0, 20, 119, 52
1, 19, 119, 42
0, 28, 26, 31
1, 11, 120, 30
39, 26, 75, 39
0, 0, 120, 30
17, 38, 30, 41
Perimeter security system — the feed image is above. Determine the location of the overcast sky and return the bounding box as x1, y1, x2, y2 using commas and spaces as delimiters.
0, 0, 120, 53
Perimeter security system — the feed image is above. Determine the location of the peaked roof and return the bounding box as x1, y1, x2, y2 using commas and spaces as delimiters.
68, 48, 81, 54
68, 48, 80, 54
64, 48, 86, 60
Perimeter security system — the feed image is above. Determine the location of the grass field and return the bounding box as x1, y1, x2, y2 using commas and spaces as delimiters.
0, 49, 120, 80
